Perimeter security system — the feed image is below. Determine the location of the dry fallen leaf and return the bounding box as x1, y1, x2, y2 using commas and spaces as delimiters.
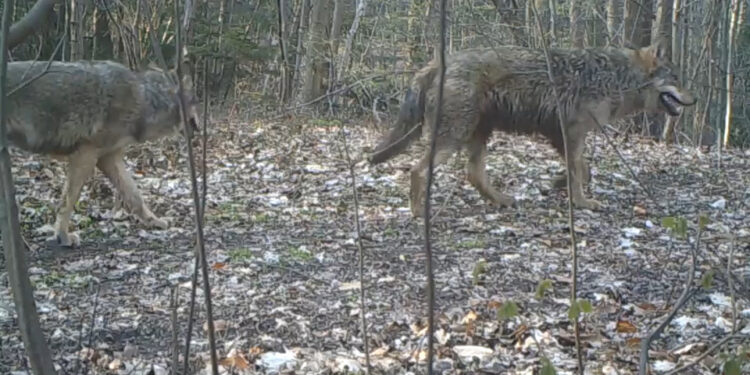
615, 320, 638, 334
205, 319, 229, 333
220, 349, 250, 370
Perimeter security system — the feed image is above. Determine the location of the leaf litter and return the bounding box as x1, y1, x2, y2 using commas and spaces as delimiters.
0, 111, 748, 374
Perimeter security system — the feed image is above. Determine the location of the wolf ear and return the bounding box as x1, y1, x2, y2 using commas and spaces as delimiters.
643, 39, 668, 60
181, 73, 194, 91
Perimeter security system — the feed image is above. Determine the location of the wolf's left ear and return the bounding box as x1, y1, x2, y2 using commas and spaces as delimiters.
181, 73, 194, 91
644, 38, 668, 60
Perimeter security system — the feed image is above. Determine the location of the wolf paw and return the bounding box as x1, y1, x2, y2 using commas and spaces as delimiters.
490, 193, 516, 208
149, 217, 169, 230
575, 198, 604, 211
48, 231, 80, 248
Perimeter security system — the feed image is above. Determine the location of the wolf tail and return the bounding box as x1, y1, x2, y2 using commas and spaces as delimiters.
368, 66, 436, 164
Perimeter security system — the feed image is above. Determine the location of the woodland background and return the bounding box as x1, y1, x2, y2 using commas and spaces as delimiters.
6, 0, 749, 147
1, 1, 750, 375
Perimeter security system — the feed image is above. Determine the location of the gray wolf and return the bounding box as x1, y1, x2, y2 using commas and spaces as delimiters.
6, 60, 200, 247
368, 42, 696, 217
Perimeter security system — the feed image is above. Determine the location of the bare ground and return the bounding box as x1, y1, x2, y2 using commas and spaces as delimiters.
1, 111, 749, 375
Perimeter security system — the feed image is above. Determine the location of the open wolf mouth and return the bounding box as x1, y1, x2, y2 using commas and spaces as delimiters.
659, 92, 684, 116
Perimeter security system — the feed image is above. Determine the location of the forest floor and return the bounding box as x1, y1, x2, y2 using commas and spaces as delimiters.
1, 109, 749, 375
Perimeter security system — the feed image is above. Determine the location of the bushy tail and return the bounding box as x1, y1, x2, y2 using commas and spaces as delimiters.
368, 66, 436, 164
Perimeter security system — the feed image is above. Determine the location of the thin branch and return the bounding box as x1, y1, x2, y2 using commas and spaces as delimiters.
8, 32, 64, 97
0, 0, 57, 372
586, 111, 662, 213
638, 224, 702, 374
337, 125, 371, 373
664, 332, 745, 375
529, 2, 584, 373
423, 0, 448, 373
170, 287, 180, 375
174, 1, 219, 374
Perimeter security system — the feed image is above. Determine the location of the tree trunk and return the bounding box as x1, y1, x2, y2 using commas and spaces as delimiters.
91, 5, 113, 60
7, 0, 57, 50
328, 0, 343, 93
292, 0, 310, 92
407, 0, 427, 65
338, 0, 367, 81
570, 0, 584, 48
491, 0, 527, 47
722, 0, 743, 148
624, 0, 653, 47
607, 0, 622, 46
0, 1, 59, 373
653, 0, 676, 143
296, 0, 332, 105
277, 0, 292, 104
651, 0, 672, 53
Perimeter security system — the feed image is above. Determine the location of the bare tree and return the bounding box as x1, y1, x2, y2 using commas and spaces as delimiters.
570, 0, 584, 48
723, 0, 744, 147
1, 1, 60, 374
607, 0, 622, 46
296, 0, 333, 105
624, 0, 653, 47
277, 0, 293, 103
337, 0, 367, 80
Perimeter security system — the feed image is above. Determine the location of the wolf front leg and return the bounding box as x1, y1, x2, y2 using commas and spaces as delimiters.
96, 150, 169, 230
409, 140, 459, 218
564, 134, 604, 210
50, 148, 98, 247
466, 134, 515, 208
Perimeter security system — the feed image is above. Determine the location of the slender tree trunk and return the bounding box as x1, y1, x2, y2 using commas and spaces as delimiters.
723, 0, 742, 147
651, 0, 672, 52
607, 0, 622, 45
491, 0, 527, 47
407, 0, 426, 65
277, 0, 292, 104
0, 0, 58, 373
292, 0, 310, 92
654, 0, 677, 143
570, 0, 584, 48
624, 0, 653, 47
338, 0, 366, 81
328, 0, 343, 93
297, 0, 332, 105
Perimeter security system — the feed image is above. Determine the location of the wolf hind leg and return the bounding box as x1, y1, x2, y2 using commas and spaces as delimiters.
96, 150, 168, 229
466, 133, 514, 207
409, 138, 459, 218
50, 147, 98, 247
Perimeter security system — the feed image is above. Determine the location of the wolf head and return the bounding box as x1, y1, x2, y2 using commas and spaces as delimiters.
632, 42, 696, 116
141, 63, 201, 139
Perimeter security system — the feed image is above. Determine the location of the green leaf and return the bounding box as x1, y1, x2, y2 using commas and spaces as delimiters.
472, 259, 488, 285
702, 269, 715, 290
662, 216, 688, 238
578, 299, 593, 313
497, 301, 519, 321
535, 279, 554, 300
661, 216, 677, 230
724, 358, 741, 375
540, 357, 557, 375
568, 301, 581, 321
698, 215, 710, 230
